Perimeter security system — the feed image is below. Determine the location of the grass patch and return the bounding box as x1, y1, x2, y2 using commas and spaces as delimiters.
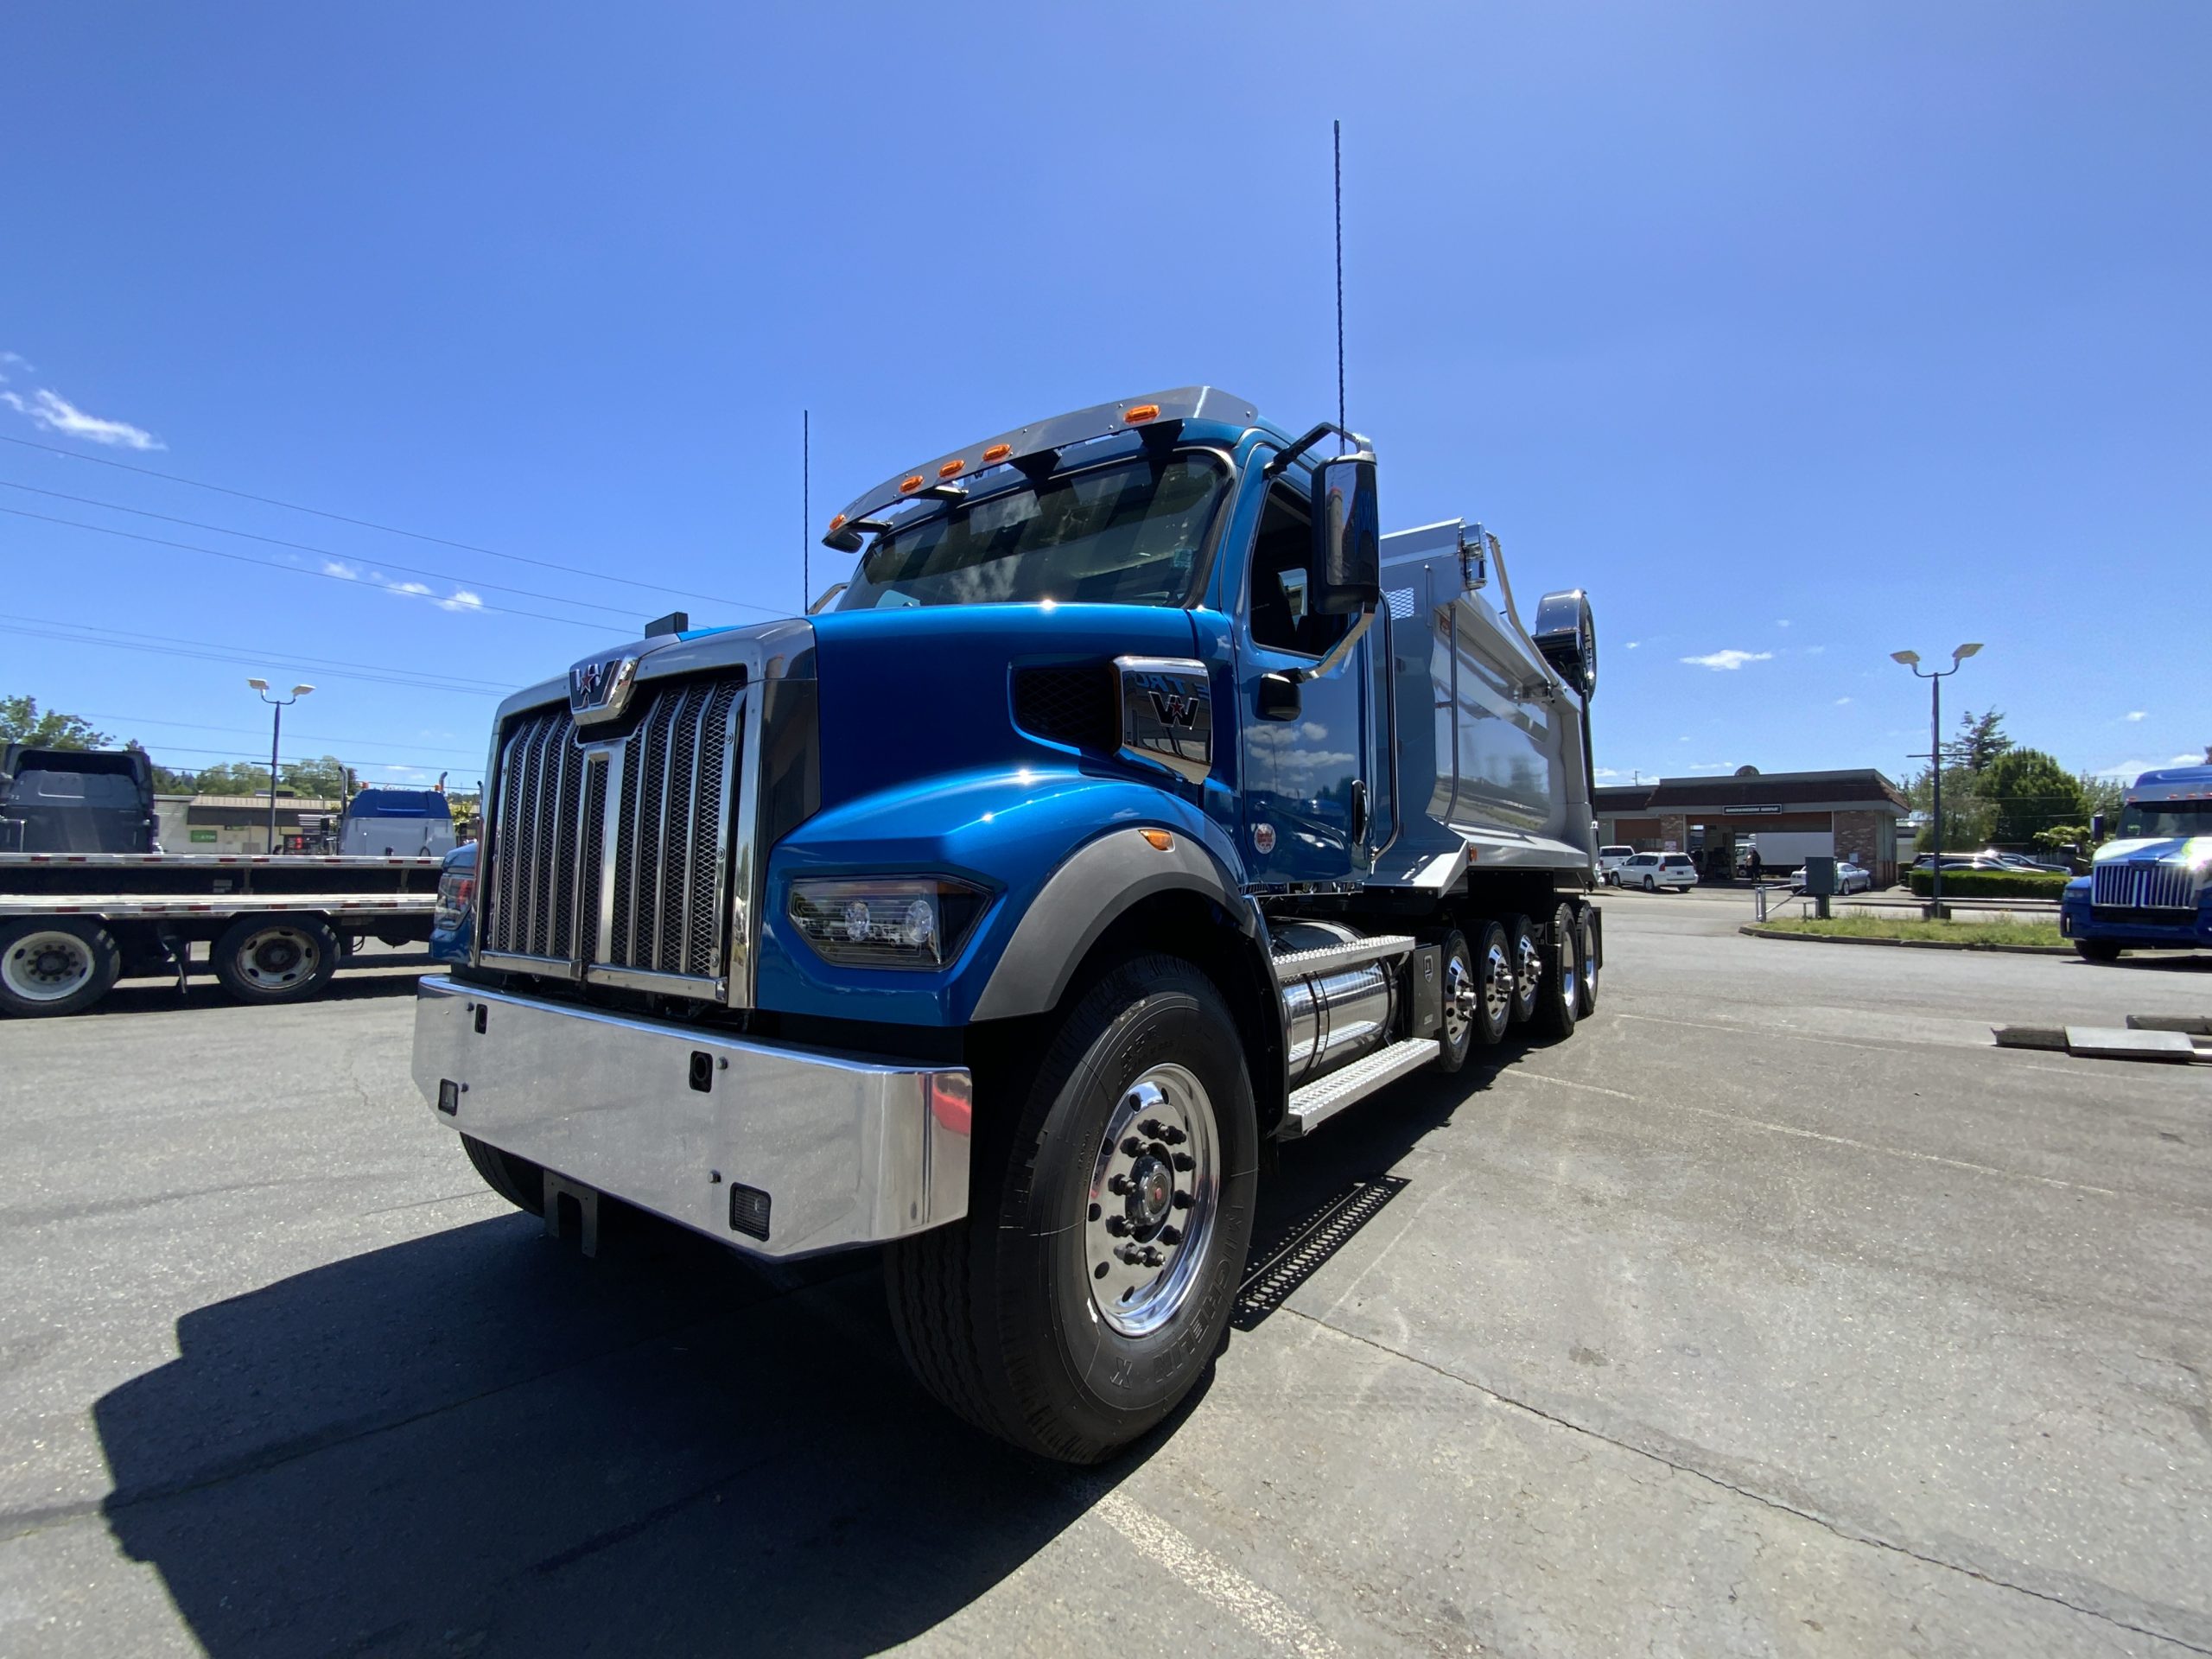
1758, 915, 2063, 948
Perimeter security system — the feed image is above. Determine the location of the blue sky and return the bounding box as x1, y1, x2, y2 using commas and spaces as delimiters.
3, 3, 2205, 790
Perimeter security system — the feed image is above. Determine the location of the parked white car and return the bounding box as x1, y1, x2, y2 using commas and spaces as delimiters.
1621, 851, 1697, 893
1597, 845, 1637, 884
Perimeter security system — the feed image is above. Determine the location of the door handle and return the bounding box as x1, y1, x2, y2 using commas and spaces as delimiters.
1351, 779, 1369, 844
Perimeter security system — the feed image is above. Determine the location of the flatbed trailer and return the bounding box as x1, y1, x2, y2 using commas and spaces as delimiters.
0, 851, 442, 1018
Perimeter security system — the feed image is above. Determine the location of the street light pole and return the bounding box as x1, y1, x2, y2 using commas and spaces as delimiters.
247, 679, 315, 854
1890, 644, 1983, 913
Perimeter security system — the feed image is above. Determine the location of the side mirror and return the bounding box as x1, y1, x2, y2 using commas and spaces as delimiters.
1533, 588, 1598, 699
1256, 672, 1302, 721
1312, 454, 1380, 616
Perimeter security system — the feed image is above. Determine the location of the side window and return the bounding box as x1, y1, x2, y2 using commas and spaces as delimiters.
1248, 474, 1350, 657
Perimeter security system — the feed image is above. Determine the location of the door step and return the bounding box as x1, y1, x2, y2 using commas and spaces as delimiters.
1270, 932, 1417, 981
1278, 1038, 1440, 1139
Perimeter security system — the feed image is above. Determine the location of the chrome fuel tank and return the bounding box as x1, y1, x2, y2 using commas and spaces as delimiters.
1274, 921, 1397, 1088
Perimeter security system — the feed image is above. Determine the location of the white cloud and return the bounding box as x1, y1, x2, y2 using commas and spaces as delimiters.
435, 589, 484, 613
1623, 640, 1641, 650
393, 580, 434, 597
325, 563, 484, 616
1777, 620, 1791, 628
1680, 649, 1774, 671
2173, 752, 2207, 766
2125, 710, 2146, 722
1834, 696, 1853, 705
1686, 761, 1732, 772
0, 386, 163, 450
1592, 766, 1623, 779
322, 560, 360, 580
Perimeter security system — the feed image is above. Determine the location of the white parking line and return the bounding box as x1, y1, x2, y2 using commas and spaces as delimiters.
1090, 1490, 1343, 1658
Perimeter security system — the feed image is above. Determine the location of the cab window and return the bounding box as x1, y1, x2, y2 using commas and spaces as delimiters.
1248, 474, 1350, 657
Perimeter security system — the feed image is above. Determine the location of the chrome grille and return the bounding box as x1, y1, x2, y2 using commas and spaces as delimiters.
481, 672, 747, 995
2093, 861, 2195, 911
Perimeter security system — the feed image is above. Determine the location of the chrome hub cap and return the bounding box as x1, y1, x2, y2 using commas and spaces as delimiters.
1483, 940, 1514, 1028
237, 925, 319, 989
1515, 932, 1542, 1010
3, 930, 93, 1002
1087, 1064, 1218, 1338
1442, 950, 1478, 1049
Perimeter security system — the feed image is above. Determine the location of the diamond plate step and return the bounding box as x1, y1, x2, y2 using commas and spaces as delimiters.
1278, 1038, 1441, 1140
1270, 933, 1417, 981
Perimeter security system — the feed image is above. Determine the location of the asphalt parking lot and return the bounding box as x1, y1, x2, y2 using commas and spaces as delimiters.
2, 890, 2207, 1657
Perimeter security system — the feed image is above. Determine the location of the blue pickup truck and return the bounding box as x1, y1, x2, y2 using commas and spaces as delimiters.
414, 388, 1605, 1459
2061, 764, 2212, 962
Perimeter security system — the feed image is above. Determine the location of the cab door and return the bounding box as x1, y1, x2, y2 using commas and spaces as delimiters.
1234, 454, 1371, 885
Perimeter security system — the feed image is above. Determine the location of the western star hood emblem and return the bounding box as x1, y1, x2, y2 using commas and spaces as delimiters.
569, 652, 642, 726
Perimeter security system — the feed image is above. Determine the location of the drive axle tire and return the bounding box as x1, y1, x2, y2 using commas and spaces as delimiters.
884, 954, 1258, 1464
213, 915, 339, 1005
1529, 902, 1582, 1043
461, 1134, 548, 1217
0, 918, 122, 1018
1504, 914, 1542, 1026
2073, 938, 2123, 963
1576, 907, 1601, 1017
1465, 919, 1515, 1051
1433, 927, 1479, 1072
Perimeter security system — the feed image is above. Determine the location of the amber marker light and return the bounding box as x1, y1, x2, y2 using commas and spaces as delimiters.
1139, 828, 1175, 851
938, 459, 964, 479
982, 442, 1013, 463
1124, 404, 1160, 424
829, 513, 847, 532
898, 474, 925, 494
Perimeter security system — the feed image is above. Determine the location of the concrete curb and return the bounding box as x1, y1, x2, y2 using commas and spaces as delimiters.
1738, 924, 2071, 956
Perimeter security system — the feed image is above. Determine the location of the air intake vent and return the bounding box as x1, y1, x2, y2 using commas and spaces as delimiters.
1013, 664, 1116, 752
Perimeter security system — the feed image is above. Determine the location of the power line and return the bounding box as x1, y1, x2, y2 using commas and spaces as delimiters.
73, 711, 485, 759
1, 505, 613, 632
0, 477, 646, 622
0, 430, 764, 610
0, 613, 506, 697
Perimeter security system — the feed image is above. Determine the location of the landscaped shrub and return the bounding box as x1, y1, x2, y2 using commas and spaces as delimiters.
1905, 868, 2068, 899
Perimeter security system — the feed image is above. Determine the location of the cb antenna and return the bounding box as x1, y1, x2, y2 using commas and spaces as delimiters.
1334, 118, 1345, 449
809, 409, 818, 619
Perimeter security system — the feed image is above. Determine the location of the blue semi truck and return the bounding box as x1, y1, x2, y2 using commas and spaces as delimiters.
2060, 763, 2212, 962
413, 388, 1604, 1459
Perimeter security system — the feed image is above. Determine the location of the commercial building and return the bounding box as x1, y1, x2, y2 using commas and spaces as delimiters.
154, 794, 345, 855
1594, 768, 1912, 883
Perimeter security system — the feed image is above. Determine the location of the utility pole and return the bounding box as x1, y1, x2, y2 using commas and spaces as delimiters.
247, 678, 314, 854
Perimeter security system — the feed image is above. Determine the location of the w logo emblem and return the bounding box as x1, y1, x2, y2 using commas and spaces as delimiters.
1148, 690, 1200, 729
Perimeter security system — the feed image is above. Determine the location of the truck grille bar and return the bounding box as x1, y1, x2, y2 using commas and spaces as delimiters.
480, 673, 747, 997
2092, 861, 2194, 912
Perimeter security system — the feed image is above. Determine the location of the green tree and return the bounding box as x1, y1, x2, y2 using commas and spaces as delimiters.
2076, 771, 2126, 827
124, 741, 198, 795
1944, 708, 2012, 775
1979, 747, 2086, 847
282, 754, 348, 799
0, 695, 111, 750
189, 761, 275, 797
1904, 762, 1991, 852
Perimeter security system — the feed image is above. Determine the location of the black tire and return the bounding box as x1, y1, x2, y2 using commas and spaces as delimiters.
461, 1134, 547, 1216
1576, 907, 1601, 1017
1642, 874, 1656, 893
2073, 938, 2124, 963
884, 954, 1259, 1464
1529, 902, 1581, 1043
0, 918, 122, 1018
1432, 927, 1478, 1072
1504, 914, 1541, 1026
213, 914, 340, 1004
1465, 918, 1514, 1050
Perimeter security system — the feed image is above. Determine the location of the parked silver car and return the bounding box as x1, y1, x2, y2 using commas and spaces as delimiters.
1792, 858, 1872, 894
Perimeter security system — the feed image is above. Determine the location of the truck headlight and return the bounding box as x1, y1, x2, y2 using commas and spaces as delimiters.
787, 877, 988, 969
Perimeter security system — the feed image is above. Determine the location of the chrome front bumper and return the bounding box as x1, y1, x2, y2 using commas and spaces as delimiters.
411, 976, 970, 1258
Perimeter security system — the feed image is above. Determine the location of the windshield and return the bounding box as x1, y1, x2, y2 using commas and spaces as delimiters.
2115, 800, 2212, 841
836, 452, 1226, 611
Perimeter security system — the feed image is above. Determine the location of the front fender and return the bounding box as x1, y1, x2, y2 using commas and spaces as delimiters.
755, 766, 1249, 1027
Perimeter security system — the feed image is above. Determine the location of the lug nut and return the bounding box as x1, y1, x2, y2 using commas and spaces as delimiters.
1161, 1126, 1186, 1145
1173, 1153, 1195, 1172
1105, 1216, 1129, 1236
1172, 1191, 1192, 1210
1140, 1119, 1165, 1139
1142, 1248, 1164, 1268
1159, 1225, 1182, 1245
1109, 1173, 1133, 1195
1122, 1137, 1144, 1157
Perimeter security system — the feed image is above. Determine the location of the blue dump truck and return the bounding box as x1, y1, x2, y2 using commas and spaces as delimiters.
414, 388, 1603, 1459
2061, 763, 2212, 962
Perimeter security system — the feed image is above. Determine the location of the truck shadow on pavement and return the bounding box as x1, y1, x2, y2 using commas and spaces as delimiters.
91, 1043, 1521, 1657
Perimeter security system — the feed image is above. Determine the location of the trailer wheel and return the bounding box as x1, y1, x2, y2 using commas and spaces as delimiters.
1462, 920, 1515, 1052
460, 1134, 547, 1217
213, 916, 340, 1004
884, 953, 1257, 1464
1576, 907, 1601, 1017
1504, 915, 1542, 1026
1529, 902, 1581, 1043
2072, 938, 2123, 963
0, 919, 122, 1018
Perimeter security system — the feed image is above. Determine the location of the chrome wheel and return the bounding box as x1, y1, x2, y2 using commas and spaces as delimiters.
1442, 947, 1478, 1052
232, 924, 321, 991
1481, 937, 1514, 1031
1513, 928, 1543, 1015
1087, 1063, 1218, 1338
2, 929, 94, 1003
